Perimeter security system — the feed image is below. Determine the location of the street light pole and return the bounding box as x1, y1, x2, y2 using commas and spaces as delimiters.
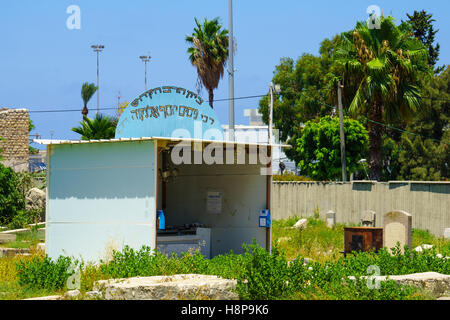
228, 0, 235, 141
91, 45, 104, 115
338, 81, 347, 182
139, 55, 151, 91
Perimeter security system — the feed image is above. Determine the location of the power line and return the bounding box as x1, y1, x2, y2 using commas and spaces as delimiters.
15, 94, 268, 114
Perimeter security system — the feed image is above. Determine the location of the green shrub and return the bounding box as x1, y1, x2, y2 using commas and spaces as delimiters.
0, 164, 24, 225
15, 255, 76, 291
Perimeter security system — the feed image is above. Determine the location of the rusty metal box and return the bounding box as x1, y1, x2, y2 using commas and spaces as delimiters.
344, 227, 383, 255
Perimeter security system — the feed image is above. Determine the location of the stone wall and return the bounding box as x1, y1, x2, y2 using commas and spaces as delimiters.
0, 108, 29, 172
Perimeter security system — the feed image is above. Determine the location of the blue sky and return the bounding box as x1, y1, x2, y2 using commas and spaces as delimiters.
0, 0, 448, 146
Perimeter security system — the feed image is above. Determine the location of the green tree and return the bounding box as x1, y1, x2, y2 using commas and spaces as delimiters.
295, 116, 369, 181
405, 10, 444, 73
0, 164, 24, 225
81, 82, 98, 116
186, 17, 229, 108
334, 16, 430, 181
397, 66, 450, 180
258, 36, 342, 163
72, 113, 117, 140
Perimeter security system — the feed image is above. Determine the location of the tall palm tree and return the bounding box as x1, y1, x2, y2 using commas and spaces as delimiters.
72, 113, 117, 140
186, 17, 229, 108
81, 82, 98, 116
335, 16, 430, 181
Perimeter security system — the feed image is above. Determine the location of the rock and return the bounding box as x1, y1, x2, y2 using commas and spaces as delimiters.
64, 289, 81, 299
23, 295, 61, 300
348, 272, 450, 298
25, 188, 46, 214
0, 248, 30, 258
294, 219, 308, 229
414, 244, 434, 252
277, 237, 291, 243
36, 242, 45, 252
85, 291, 103, 299
437, 296, 450, 300
93, 274, 239, 300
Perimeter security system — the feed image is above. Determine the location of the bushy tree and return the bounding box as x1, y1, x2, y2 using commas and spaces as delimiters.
295, 116, 369, 181
72, 113, 117, 140
396, 67, 450, 180
405, 10, 444, 73
0, 164, 24, 225
335, 16, 430, 181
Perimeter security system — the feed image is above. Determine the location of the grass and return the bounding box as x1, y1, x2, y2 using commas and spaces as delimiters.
1, 216, 449, 300
272, 216, 450, 262
272, 216, 345, 263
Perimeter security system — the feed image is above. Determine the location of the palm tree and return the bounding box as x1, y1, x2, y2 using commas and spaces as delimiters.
335, 16, 430, 181
186, 17, 229, 108
72, 113, 117, 140
81, 82, 98, 116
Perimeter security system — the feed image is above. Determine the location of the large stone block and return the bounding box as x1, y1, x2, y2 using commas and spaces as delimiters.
349, 272, 450, 298
383, 210, 412, 253
0, 233, 16, 244
93, 274, 239, 300
25, 188, 46, 214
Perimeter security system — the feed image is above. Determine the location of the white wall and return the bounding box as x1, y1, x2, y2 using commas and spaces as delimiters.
46, 140, 157, 263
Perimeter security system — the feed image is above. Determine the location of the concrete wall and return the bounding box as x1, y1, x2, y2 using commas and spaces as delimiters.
272, 181, 450, 237
46, 140, 157, 263
0, 108, 29, 171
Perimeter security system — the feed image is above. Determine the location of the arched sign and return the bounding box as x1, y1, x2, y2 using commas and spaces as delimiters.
115, 85, 223, 140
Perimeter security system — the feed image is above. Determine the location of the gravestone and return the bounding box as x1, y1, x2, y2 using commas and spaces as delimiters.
326, 211, 336, 228
383, 210, 412, 253
444, 228, 450, 240
361, 210, 376, 227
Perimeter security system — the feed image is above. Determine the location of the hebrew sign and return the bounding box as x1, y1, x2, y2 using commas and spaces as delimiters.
115, 85, 223, 140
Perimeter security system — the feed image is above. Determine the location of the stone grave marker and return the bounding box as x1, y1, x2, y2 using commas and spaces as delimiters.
326, 210, 336, 228
444, 228, 450, 240
383, 210, 412, 253
361, 210, 376, 227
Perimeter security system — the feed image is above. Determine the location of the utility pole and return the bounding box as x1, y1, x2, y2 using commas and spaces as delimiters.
228, 0, 235, 141
338, 81, 347, 182
139, 55, 151, 91
268, 82, 274, 142
91, 45, 104, 115
268, 82, 280, 142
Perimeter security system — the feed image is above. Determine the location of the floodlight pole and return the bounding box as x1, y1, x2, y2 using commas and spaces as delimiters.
228, 0, 235, 141
140, 55, 151, 91
338, 81, 347, 182
91, 45, 104, 115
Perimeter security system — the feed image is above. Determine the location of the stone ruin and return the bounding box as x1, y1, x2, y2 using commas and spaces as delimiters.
0, 108, 30, 172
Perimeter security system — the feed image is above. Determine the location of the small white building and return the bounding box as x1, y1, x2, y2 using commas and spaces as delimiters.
222, 109, 297, 174
36, 86, 289, 263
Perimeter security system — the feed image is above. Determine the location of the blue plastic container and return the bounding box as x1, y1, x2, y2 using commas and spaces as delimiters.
157, 210, 165, 230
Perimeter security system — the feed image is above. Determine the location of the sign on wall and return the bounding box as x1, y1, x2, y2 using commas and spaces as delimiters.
115, 85, 224, 140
